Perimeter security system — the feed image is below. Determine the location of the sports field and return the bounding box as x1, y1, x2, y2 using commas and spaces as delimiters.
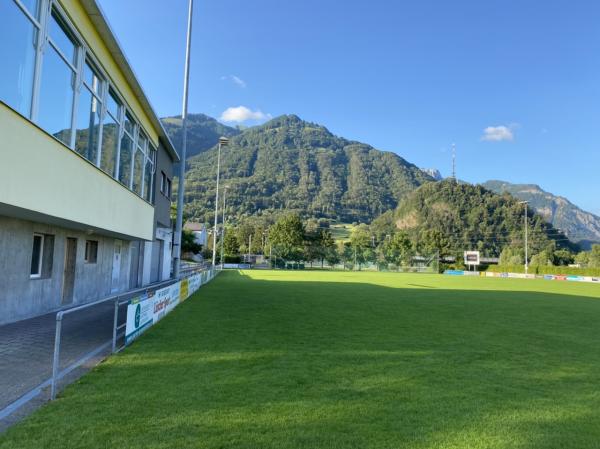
2, 270, 600, 448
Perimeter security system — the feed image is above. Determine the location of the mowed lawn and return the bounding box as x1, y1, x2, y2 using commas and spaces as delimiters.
3, 271, 600, 449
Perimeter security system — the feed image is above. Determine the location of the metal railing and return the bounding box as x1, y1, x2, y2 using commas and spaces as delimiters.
49, 266, 214, 400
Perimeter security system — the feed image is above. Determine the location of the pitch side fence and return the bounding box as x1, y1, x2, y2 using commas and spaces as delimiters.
49, 266, 219, 400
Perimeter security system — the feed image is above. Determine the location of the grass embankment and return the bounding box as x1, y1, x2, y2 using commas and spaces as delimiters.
329, 223, 354, 242
3, 271, 600, 448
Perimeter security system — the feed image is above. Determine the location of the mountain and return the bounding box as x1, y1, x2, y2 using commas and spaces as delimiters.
371, 180, 577, 257
482, 180, 600, 250
420, 168, 443, 181
161, 113, 240, 159
180, 115, 433, 223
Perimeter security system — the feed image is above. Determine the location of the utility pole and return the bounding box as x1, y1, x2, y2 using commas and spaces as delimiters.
173, 0, 194, 279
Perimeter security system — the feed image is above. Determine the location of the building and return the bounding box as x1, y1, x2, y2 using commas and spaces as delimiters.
0, 0, 179, 324
184, 221, 209, 247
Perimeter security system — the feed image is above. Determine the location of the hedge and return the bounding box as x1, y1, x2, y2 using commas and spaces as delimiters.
485, 265, 600, 277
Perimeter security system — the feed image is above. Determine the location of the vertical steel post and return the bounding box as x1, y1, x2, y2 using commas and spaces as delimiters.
220, 187, 227, 269
212, 142, 222, 267
112, 297, 119, 353
173, 0, 195, 279
50, 313, 63, 400
525, 202, 529, 274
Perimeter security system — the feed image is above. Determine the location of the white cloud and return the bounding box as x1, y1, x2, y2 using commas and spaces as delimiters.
221, 75, 246, 88
481, 125, 515, 142
220, 106, 271, 123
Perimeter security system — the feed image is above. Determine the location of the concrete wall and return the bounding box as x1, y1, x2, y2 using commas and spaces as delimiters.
154, 142, 175, 229
0, 216, 132, 325
0, 104, 155, 241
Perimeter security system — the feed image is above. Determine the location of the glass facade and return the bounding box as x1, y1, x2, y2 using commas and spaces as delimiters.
0, 1, 38, 116
0, 0, 160, 204
119, 132, 133, 188
37, 43, 75, 146
74, 87, 101, 163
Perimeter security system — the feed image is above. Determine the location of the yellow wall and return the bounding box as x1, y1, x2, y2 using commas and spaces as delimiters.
58, 0, 159, 145
0, 104, 154, 241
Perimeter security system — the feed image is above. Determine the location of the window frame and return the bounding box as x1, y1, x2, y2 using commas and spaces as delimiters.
4, 0, 159, 203
30, 233, 44, 279
84, 240, 98, 264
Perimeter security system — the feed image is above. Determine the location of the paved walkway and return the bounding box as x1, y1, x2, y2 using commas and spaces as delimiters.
0, 300, 127, 414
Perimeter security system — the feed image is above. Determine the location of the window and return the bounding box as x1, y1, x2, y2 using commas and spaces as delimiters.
160, 171, 172, 199
160, 172, 167, 194
133, 131, 146, 195
85, 240, 98, 263
0, 0, 39, 116
100, 90, 121, 177
30, 233, 44, 278
37, 11, 78, 146
118, 112, 135, 187
144, 145, 156, 202
74, 61, 103, 164
30, 233, 54, 278
1, 1, 158, 200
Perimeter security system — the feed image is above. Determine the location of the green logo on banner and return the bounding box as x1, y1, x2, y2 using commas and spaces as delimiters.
135, 304, 141, 328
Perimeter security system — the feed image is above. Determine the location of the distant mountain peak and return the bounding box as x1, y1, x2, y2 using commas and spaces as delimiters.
482, 180, 600, 249
173, 112, 431, 223
421, 168, 443, 181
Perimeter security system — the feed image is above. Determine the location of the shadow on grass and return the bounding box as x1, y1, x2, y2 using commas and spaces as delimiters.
2, 270, 600, 449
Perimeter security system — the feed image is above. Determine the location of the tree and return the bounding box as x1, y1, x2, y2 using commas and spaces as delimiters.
181, 229, 202, 254
499, 246, 523, 266
223, 231, 240, 257
350, 224, 373, 270
553, 249, 574, 266
269, 214, 305, 262
303, 230, 323, 267
380, 232, 413, 268
318, 229, 335, 267
530, 251, 553, 267
325, 245, 340, 267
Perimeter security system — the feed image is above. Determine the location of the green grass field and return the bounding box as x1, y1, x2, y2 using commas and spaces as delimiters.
3, 271, 600, 448
329, 223, 354, 242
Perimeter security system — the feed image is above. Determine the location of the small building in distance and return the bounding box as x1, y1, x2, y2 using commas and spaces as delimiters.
184, 221, 209, 247
0, 0, 179, 324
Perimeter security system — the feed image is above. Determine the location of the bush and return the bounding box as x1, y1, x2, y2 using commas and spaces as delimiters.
485, 265, 600, 277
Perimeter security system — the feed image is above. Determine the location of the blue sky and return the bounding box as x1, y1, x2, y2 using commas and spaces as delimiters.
99, 0, 600, 215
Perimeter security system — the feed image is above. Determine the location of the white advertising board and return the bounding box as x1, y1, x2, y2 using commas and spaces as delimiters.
125, 293, 155, 345
464, 251, 480, 266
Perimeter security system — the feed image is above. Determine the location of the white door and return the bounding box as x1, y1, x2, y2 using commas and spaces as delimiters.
111, 240, 122, 293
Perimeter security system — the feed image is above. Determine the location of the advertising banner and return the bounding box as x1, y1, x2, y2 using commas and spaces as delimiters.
180, 278, 189, 302
188, 274, 201, 294
168, 282, 180, 313
444, 270, 465, 276
125, 293, 154, 345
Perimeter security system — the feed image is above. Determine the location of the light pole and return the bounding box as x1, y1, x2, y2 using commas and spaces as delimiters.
212, 137, 229, 266
220, 186, 229, 269
173, 0, 194, 279
519, 201, 529, 274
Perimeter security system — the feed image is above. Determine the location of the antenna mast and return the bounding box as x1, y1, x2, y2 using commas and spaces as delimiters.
451, 143, 456, 181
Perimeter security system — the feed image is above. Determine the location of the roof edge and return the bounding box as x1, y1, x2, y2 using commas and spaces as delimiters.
80, 0, 180, 162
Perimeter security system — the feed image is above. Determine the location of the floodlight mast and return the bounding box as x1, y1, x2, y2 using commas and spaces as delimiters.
519, 201, 529, 274
173, 0, 194, 279
220, 186, 229, 269
212, 137, 229, 266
